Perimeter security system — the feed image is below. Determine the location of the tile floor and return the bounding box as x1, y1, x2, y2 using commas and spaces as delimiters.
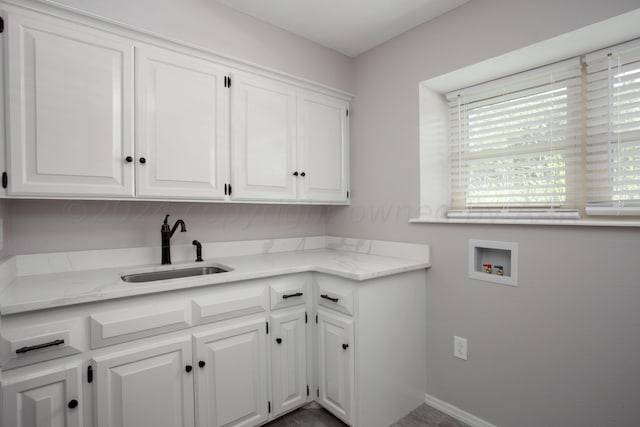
264, 402, 470, 427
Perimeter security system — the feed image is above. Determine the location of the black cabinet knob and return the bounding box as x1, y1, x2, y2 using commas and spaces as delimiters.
300, 172, 306, 177
125, 156, 133, 163
139, 157, 146, 164
68, 399, 78, 409
293, 171, 299, 176
198, 361, 206, 368
276, 338, 282, 344
342, 344, 349, 350
185, 365, 193, 373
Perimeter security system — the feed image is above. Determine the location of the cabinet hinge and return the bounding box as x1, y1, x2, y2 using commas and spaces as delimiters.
87, 365, 93, 383
2, 172, 7, 189
268, 401, 271, 413
0, 17, 4, 34
306, 384, 309, 396
266, 321, 269, 335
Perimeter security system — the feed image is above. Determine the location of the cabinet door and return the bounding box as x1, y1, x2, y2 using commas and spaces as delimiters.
6, 12, 134, 197
230, 73, 297, 201
1, 365, 83, 427
136, 45, 229, 199
298, 91, 349, 202
270, 308, 307, 417
317, 309, 354, 425
93, 337, 194, 427
194, 318, 269, 427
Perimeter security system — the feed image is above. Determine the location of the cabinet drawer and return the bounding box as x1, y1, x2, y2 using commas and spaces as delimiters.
192, 285, 268, 325
90, 304, 190, 348
270, 274, 309, 310
0, 318, 84, 370
316, 277, 354, 316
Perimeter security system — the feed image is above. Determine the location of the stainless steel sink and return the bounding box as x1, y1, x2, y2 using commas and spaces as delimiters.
121, 265, 230, 283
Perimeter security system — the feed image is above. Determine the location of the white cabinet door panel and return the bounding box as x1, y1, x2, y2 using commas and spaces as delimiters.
6, 13, 134, 196
136, 46, 229, 199
93, 337, 194, 427
1, 365, 83, 427
194, 318, 268, 427
317, 309, 354, 425
298, 91, 349, 202
270, 308, 307, 417
231, 73, 297, 201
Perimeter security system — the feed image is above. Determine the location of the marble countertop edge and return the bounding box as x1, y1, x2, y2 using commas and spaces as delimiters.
0, 237, 431, 315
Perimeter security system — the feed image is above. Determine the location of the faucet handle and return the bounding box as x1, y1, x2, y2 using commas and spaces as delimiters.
163, 214, 170, 224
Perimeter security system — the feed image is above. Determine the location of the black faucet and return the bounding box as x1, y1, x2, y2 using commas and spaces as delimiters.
192, 240, 203, 262
161, 214, 186, 265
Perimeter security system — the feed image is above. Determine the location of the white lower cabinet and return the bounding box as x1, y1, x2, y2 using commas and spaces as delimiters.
270, 308, 307, 417
0, 270, 427, 427
1, 364, 83, 427
317, 309, 354, 425
93, 336, 195, 427
194, 318, 269, 427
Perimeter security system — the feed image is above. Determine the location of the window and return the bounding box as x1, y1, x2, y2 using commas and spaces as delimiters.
585, 39, 640, 215
444, 39, 640, 219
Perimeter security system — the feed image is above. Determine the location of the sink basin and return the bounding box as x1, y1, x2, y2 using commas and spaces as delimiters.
121, 265, 230, 283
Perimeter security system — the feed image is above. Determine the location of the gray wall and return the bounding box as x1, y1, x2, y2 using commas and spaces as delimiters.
7, 200, 328, 254
4, 0, 353, 255
0, 199, 7, 259
327, 0, 640, 426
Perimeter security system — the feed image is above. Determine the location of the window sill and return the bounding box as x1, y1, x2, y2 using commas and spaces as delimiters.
409, 217, 640, 227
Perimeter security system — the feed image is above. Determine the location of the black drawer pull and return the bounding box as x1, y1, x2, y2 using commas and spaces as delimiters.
320, 294, 339, 303
342, 344, 349, 350
185, 365, 193, 373
282, 292, 303, 299
16, 339, 65, 354
68, 399, 78, 409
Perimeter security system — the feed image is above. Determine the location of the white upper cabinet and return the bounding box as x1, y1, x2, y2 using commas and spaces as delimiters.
230, 72, 298, 201
230, 72, 349, 203
135, 45, 229, 199
298, 91, 349, 202
5, 12, 135, 197
2, 4, 350, 203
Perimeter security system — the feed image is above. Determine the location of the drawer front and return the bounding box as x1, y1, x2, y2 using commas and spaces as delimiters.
316, 277, 355, 316
270, 275, 309, 310
0, 318, 84, 370
192, 285, 268, 325
90, 304, 190, 348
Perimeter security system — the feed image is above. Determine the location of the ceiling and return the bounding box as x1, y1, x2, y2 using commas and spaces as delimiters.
215, 0, 470, 57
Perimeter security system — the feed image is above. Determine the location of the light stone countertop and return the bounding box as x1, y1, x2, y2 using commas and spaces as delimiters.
0, 236, 431, 315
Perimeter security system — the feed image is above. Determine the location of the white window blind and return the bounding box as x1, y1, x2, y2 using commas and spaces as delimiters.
585, 39, 640, 216
447, 59, 584, 215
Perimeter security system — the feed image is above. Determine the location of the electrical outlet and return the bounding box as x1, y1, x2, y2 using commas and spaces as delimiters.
454, 336, 467, 360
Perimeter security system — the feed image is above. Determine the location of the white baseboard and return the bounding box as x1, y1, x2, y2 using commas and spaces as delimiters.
424, 393, 497, 427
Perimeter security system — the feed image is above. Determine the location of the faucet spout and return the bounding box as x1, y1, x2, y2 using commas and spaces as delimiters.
161, 215, 187, 265
170, 220, 187, 238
